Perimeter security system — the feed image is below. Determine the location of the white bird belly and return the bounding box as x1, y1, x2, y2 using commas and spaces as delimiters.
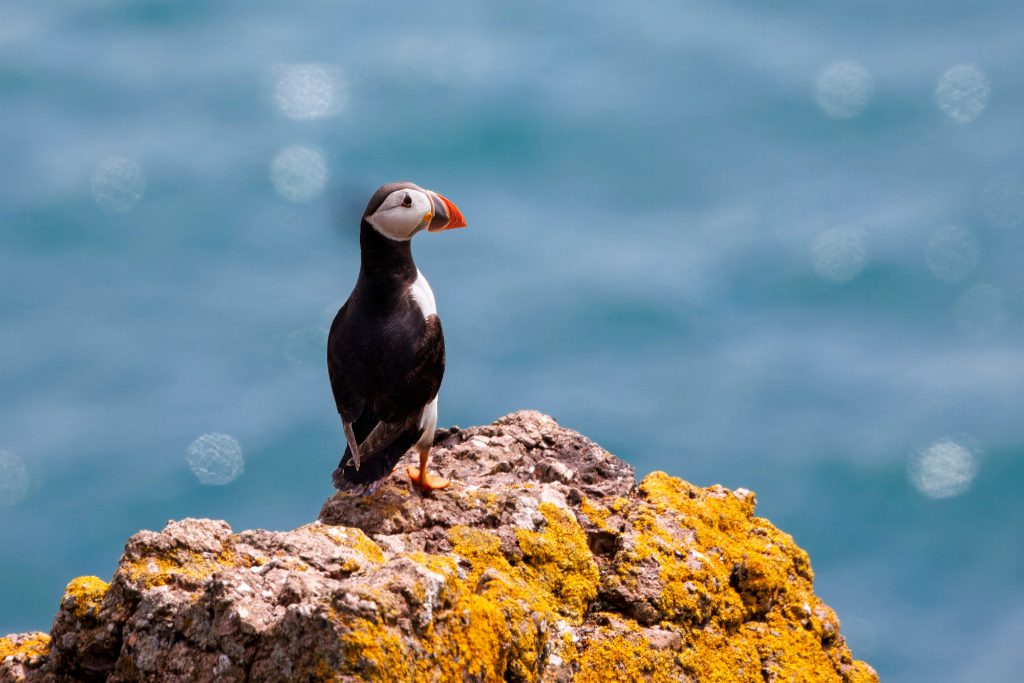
416, 396, 438, 449
409, 269, 437, 319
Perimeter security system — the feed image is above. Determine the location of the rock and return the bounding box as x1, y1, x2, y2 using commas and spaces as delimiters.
1, 410, 877, 682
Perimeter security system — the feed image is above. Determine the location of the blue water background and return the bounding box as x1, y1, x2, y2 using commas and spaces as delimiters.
2, 2, 1023, 680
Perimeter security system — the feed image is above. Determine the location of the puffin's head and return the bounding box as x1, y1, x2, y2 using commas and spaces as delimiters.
362, 181, 467, 242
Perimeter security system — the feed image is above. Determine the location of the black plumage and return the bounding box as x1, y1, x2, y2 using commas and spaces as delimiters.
327, 182, 455, 494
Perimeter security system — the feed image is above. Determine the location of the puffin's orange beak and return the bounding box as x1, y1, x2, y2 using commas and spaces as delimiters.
427, 191, 468, 232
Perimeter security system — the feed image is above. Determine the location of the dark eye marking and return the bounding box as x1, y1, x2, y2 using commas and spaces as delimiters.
402, 193, 412, 207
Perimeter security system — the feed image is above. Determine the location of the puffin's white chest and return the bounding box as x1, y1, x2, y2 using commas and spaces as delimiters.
409, 269, 437, 319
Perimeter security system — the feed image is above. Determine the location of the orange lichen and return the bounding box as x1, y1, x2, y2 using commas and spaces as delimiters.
62, 576, 109, 619
464, 487, 500, 511
333, 504, 600, 683
122, 550, 223, 589
338, 617, 408, 681
579, 496, 612, 531
120, 541, 244, 590
312, 658, 334, 682
516, 502, 600, 618
305, 523, 386, 567
417, 527, 547, 680
676, 612, 876, 683
596, 472, 878, 682
575, 634, 675, 683
319, 473, 875, 682
609, 472, 805, 626
417, 591, 510, 681
5, 459, 873, 682
324, 542, 513, 682
0, 632, 51, 660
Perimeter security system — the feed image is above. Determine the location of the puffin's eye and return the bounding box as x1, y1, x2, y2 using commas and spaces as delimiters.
402, 193, 412, 207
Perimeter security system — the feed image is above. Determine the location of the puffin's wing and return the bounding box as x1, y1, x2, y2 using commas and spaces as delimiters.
331, 315, 446, 494
398, 314, 446, 414
358, 417, 412, 456
332, 421, 421, 494
326, 303, 365, 422
353, 315, 445, 457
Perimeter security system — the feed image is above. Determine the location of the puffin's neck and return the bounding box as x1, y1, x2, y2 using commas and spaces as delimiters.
357, 220, 418, 295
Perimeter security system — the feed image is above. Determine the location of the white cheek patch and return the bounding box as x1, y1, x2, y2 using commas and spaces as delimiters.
409, 269, 437, 318
366, 189, 432, 241
367, 209, 415, 241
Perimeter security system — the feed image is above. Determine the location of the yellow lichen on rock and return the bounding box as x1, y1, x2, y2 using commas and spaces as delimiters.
423, 526, 548, 680
516, 502, 600, 618
328, 539, 515, 682
338, 512, 600, 683
612, 472, 811, 626
304, 522, 387, 574
338, 617, 408, 681
448, 525, 507, 583
575, 634, 675, 683
0, 412, 877, 683
329, 549, 518, 682
121, 548, 235, 589
61, 576, 108, 619
0, 633, 50, 661
316, 525, 386, 564
578, 496, 612, 532
676, 610, 876, 683
597, 471, 875, 682
416, 586, 511, 681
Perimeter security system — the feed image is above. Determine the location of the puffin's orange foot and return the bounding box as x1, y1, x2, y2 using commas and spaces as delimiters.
406, 466, 451, 493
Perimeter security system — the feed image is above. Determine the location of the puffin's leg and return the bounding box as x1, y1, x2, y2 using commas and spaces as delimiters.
406, 445, 450, 492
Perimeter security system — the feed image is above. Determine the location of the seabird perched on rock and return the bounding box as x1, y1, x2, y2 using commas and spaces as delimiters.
327, 182, 467, 495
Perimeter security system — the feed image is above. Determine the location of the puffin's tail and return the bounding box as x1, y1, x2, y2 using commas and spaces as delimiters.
332, 412, 420, 495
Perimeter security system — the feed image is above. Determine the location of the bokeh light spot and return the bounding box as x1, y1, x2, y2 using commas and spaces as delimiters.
981, 173, 1024, 230
908, 439, 978, 499
815, 61, 873, 119
273, 63, 347, 121
270, 145, 328, 202
0, 450, 29, 505
955, 283, 1009, 339
925, 225, 979, 283
186, 433, 244, 486
90, 156, 146, 213
935, 64, 990, 124
811, 225, 869, 283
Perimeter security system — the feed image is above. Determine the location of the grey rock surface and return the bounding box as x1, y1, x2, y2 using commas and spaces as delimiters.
1, 411, 876, 683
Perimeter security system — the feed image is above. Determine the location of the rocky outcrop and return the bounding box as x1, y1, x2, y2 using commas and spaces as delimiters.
1, 411, 877, 682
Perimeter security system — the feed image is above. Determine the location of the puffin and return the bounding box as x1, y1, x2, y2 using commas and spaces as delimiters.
327, 181, 467, 495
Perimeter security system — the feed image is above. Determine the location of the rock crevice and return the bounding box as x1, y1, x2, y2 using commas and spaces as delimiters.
1, 411, 877, 682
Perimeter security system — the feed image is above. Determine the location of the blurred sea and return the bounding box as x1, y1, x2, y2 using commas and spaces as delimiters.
1, 2, 1023, 680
